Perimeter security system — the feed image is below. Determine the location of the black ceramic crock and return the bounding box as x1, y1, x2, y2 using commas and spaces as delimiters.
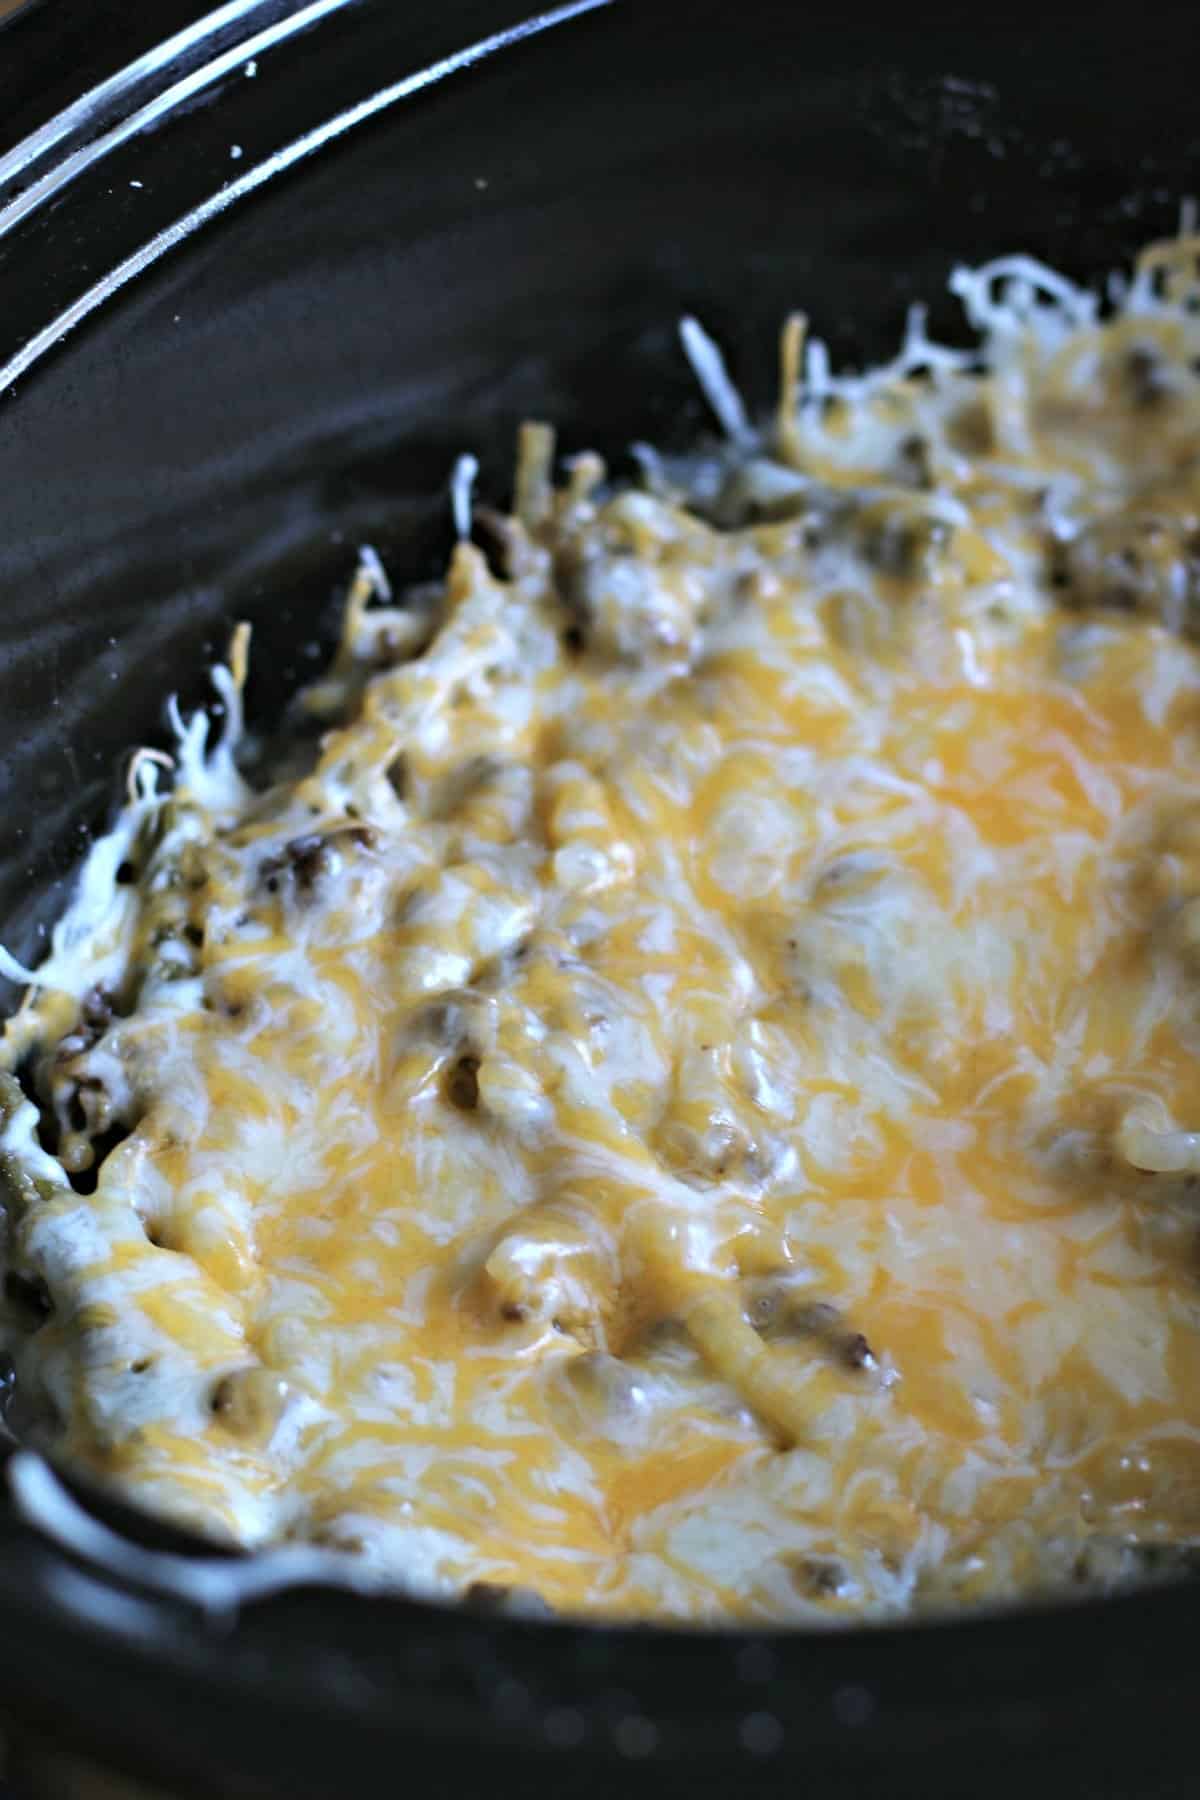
0, 3, 1198, 1795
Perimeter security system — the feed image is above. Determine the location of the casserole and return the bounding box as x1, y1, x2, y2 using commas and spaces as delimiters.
0, 1, 1198, 1792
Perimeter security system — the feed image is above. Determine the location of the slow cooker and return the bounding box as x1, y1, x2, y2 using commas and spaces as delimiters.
0, 3, 1197, 1793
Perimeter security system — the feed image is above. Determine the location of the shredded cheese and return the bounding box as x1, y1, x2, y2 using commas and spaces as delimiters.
5, 230, 1200, 1623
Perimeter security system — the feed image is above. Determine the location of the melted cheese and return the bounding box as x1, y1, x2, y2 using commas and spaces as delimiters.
6, 233, 1200, 1623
